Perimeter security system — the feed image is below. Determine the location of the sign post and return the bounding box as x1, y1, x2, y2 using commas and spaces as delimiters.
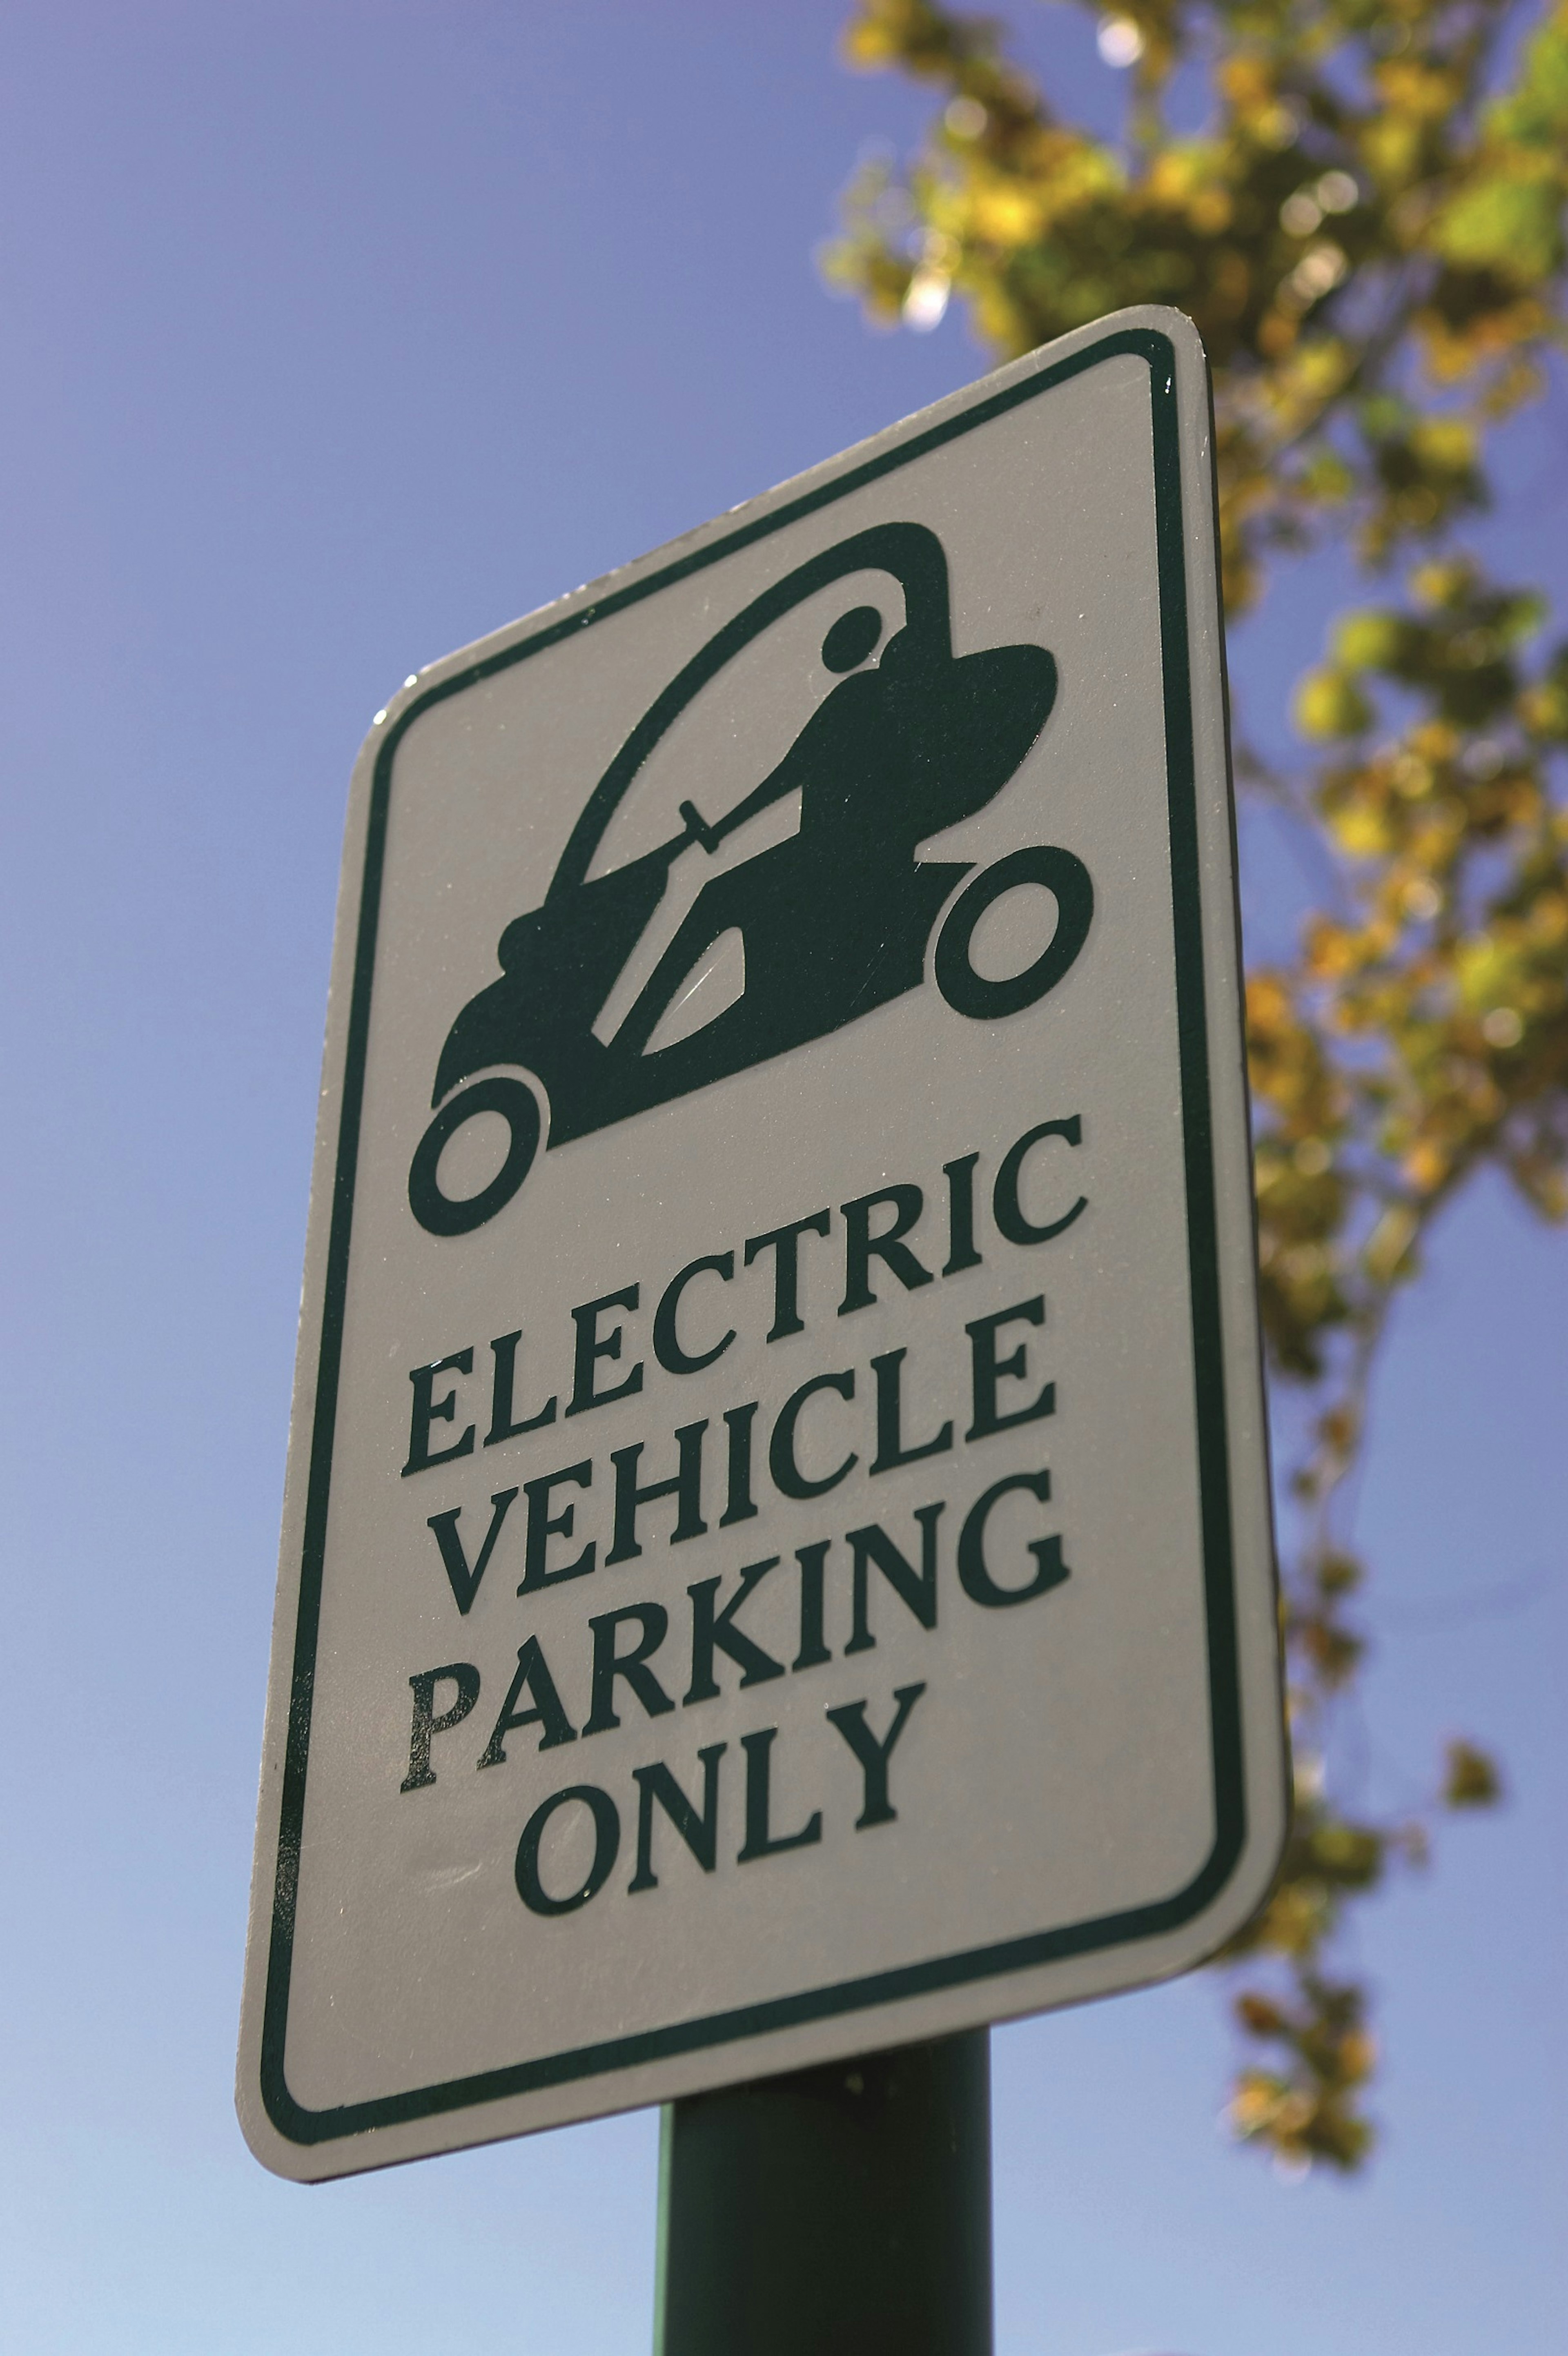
238, 304, 1286, 2325
654, 2032, 991, 2356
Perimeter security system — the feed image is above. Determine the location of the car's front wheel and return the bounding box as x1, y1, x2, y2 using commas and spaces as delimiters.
408, 1073, 543, 1237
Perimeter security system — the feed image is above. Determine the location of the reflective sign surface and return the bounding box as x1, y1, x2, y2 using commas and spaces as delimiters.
239, 306, 1286, 2180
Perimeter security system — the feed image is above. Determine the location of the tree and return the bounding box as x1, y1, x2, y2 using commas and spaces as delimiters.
824, 0, 1568, 2173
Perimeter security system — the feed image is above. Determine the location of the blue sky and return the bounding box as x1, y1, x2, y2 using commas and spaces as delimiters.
0, 6, 1563, 2352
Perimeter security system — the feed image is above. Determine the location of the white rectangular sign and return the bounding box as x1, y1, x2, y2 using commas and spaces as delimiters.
239, 305, 1286, 2180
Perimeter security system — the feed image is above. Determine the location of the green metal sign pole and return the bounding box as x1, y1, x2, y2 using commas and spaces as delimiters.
653, 2031, 993, 2356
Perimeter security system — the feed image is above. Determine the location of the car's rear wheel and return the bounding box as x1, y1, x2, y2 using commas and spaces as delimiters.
933, 845, 1093, 1020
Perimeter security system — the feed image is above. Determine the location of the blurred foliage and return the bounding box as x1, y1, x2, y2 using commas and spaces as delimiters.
826, 0, 1566, 2173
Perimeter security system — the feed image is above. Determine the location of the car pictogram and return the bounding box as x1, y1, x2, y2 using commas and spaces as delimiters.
409, 519, 1093, 1236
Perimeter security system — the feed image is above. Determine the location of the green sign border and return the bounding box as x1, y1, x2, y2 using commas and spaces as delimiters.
260, 324, 1247, 2150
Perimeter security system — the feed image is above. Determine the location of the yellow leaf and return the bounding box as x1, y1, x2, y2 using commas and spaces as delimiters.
1295, 667, 1372, 741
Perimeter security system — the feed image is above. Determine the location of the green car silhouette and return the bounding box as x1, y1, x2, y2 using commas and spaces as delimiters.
410, 521, 1092, 1237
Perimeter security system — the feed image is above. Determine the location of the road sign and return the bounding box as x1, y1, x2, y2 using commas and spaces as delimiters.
238, 305, 1287, 2182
